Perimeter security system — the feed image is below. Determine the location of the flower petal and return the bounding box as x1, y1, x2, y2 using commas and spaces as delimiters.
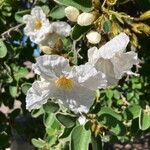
39, 33, 60, 48
33, 55, 71, 80
88, 47, 99, 64
58, 83, 95, 113
26, 81, 51, 111
111, 51, 139, 79
31, 6, 46, 19
95, 58, 119, 85
51, 21, 71, 37
70, 64, 107, 90
98, 32, 129, 59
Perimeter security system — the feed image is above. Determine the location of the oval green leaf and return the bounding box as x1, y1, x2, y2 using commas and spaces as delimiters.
139, 109, 150, 130
71, 125, 91, 150
56, 113, 77, 128
50, 5, 66, 19
56, 0, 92, 12
0, 39, 7, 58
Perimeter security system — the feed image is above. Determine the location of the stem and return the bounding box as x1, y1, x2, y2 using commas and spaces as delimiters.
0, 23, 24, 40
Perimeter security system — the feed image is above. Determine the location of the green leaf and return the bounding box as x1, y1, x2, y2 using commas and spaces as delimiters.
31, 138, 46, 148
50, 5, 66, 19
106, 89, 113, 100
14, 67, 28, 81
43, 101, 59, 113
21, 83, 31, 95
44, 113, 55, 127
139, 109, 150, 130
113, 90, 121, 99
41, 5, 50, 16
102, 20, 112, 33
15, 10, 30, 23
71, 125, 91, 150
124, 105, 141, 120
9, 85, 17, 97
56, 0, 92, 12
98, 107, 122, 121
31, 108, 44, 118
98, 114, 126, 135
0, 39, 7, 58
56, 113, 77, 128
72, 24, 92, 40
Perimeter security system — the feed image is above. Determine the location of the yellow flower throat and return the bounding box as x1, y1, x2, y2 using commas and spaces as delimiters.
55, 76, 74, 89
34, 19, 42, 29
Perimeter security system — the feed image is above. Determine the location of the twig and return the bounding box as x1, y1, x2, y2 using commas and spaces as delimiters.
1, 23, 24, 40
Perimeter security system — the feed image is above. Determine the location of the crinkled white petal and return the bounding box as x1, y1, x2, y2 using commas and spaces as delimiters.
31, 6, 46, 19
95, 58, 119, 85
26, 81, 51, 111
70, 63, 107, 90
38, 33, 60, 48
98, 32, 129, 59
60, 83, 95, 113
111, 51, 140, 79
88, 47, 99, 64
27, 80, 95, 113
51, 21, 71, 37
33, 55, 71, 80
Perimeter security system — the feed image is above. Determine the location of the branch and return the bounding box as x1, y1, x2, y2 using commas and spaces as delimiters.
0, 23, 24, 40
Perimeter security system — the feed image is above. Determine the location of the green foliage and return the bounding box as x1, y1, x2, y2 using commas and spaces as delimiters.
32, 138, 46, 148
71, 125, 91, 150
0, 39, 7, 58
56, 113, 77, 128
139, 108, 150, 130
50, 5, 66, 19
15, 10, 30, 23
56, 0, 92, 12
72, 25, 92, 40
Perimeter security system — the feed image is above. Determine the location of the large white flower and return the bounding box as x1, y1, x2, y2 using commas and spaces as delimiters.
26, 55, 107, 113
88, 32, 139, 86
23, 6, 52, 44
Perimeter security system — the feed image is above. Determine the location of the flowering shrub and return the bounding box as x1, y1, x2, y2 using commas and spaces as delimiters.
0, 0, 150, 149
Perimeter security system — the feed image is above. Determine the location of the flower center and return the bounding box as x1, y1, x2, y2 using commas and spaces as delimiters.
34, 19, 42, 29
55, 76, 74, 89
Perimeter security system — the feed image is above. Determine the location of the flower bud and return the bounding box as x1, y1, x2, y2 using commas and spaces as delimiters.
86, 31, 101, 44
77, 12, 96, 26
65, 6, 80, 22
39, 45, 54, 54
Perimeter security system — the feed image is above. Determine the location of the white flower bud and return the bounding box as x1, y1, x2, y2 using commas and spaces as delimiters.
86, 31, 101, 44
65, 6, 80, 22
77, 12, 95, 26
39, 45, 53, 54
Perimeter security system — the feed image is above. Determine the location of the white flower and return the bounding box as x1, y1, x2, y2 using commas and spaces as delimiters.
65, 6, 80, 22
26, 55, 107, 113
86, 31, 101, 44
38, 21, 71, 48
88, 32, 140, 86
77, 12, 95, 26
23, 6, 52, 44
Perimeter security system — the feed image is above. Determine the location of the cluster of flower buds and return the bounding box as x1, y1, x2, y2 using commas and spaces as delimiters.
64, 6, 101, 44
